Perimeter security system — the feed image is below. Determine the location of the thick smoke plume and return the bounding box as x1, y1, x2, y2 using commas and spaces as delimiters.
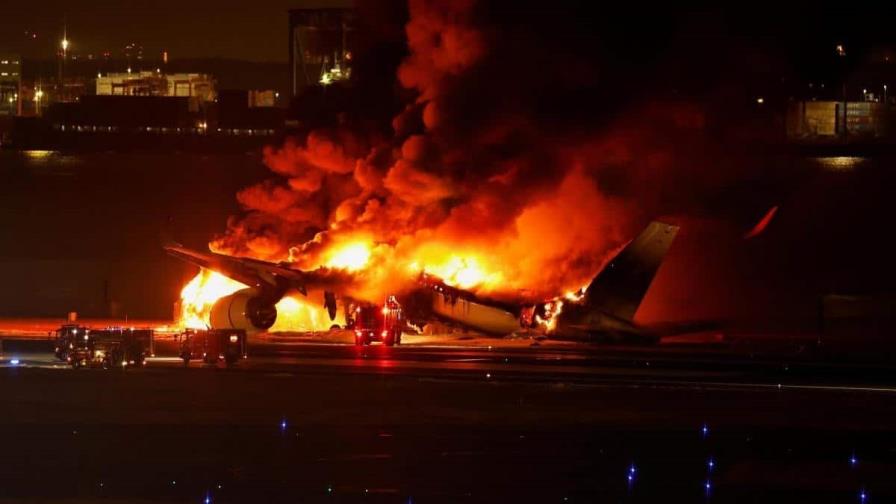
211, 1, 745, 305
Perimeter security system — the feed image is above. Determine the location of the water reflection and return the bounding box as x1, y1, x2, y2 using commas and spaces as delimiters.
23, 150, 58, 160
813, 156, 868, 172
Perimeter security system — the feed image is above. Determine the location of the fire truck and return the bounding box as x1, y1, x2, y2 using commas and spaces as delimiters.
53, 324, 91, 362
349, 296, 403, 346
67, 327, 154, 369
179, 328, 247, 366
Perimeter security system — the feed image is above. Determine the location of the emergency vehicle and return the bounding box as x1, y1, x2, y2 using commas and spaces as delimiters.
349, 296, 403, 346
179, 328, 247, 366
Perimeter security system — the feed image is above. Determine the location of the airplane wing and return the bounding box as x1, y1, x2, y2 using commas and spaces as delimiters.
163, 241, 312, 296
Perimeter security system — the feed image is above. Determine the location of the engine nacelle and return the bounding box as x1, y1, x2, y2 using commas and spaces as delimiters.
209, 288, 277, 332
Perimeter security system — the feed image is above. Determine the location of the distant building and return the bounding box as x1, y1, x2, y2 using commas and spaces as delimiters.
249, 90, 277, 108
96, 72, 216, 106
0, 55, 22, 116
786, 100, 890, 140
288, 7, 355, 98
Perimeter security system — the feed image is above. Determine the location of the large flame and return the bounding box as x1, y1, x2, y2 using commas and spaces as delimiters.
178, 269, 245, 329
176, 244, 515, 333
270, 295, 343, 332
324, 241, 372, 271
409, 255, 502, 290
175, 2, 729, 333
177, 268, 342, 332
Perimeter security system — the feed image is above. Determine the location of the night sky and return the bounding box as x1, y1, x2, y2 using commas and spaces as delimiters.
0, 0, 349, 63
2, 2, 895, 75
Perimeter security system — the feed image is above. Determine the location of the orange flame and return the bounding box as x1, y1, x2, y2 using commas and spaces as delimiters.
178, 269, 246, 329
177, 268, 343, 332
270, 295, 344, 332
324, 241, 372, 271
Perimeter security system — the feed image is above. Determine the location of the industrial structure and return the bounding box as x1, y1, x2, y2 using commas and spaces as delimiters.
96, 72, 216, 105
288, 7, 355, 98
786, 100, 890, 140
0, 55, 22, 116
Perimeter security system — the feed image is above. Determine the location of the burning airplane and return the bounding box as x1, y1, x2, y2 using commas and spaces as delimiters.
162, 2, 727, 340
165, 220, 677, 343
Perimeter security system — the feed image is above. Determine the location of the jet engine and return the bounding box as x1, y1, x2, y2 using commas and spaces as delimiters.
209, 288, 278, 332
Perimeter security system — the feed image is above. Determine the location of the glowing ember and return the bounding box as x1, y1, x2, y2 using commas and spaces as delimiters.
563, 287, 586, 303
535, 285, 588, 332
178, 269, 246, 329
536, 300, 564, 332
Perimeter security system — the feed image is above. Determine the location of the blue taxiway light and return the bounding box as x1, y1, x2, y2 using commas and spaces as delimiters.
701, 423, 709, 438
708, 458, 715, 471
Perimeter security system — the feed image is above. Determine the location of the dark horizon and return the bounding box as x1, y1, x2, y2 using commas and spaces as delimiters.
0, 0, 351, 64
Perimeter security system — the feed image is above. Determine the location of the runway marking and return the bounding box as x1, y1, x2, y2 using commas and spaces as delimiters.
317, 453, 392, 462
264, 372, 296, 378
567, 380, 896, 394
702, 381, 896, 394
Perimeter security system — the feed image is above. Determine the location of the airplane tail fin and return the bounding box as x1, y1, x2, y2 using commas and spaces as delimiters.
583, 221, 679, 322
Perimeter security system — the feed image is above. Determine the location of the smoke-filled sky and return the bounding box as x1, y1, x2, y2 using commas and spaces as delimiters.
197, 2, 896, 330
208, 1, 778, 305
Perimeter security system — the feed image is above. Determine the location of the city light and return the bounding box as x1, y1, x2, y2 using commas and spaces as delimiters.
61, 39, 69, 51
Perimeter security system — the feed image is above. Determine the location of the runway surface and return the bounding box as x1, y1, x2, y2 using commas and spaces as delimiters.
1, 337, 895, 503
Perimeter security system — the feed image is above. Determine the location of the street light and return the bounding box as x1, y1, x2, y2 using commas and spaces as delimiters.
34, 88, 44, 115
836, 44, 847, 138
59, 32, 69, 102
